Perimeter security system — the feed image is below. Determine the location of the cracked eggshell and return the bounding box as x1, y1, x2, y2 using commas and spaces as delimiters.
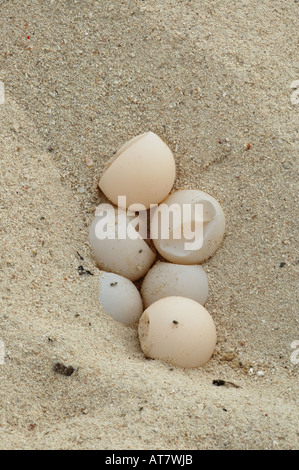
99, 272, 143, 325
151, 189, 225, 264
99, 132, 176, 209
141, 262, 208, 308
138, 296, 216, 368
88, 207, 156, 281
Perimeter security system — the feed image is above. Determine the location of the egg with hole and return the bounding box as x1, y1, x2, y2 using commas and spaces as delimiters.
138, 296, 216, 368
89, 205, 156, 281
141, 262, 208, 308
98, 272, 143, 325
99, 132, 176, 210
151, 189, 225, 264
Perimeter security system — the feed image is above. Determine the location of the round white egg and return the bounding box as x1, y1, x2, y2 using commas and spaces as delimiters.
99, 132, 176, 210
89, 206, 156, 281
99, 272, 143, 325
141, 262, 208, 308
151, 189, 225, 264
138, 296, 216, 368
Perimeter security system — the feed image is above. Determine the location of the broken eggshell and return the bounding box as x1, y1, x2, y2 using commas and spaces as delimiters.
151, 189, 225, 264
99, 132, 176, 210
138, 296, 217, 368
141, 262, 208, 308
99, 272, 143, 325
88, 206, 156, 281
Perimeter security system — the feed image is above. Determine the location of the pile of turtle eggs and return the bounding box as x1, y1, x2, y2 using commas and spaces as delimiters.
89, 132, 225, 368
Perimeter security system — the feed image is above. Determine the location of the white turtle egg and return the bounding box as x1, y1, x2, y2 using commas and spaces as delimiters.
138, 296, 216, 368
151, 189, 225, 264
98, 272, 143, 325
99, 132, 176, 210
89, 206, 156, 281
141, 262, 208, 308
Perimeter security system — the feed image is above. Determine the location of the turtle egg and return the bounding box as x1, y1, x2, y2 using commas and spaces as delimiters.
141, 262, 208, 308
99, 132, 176, 210
138, 296, 217, 368
99, 272, 143, 325
151, 189, 225, 264
88, 206, 156, 281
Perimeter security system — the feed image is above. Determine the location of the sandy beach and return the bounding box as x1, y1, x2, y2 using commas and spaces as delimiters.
0, 0, 298, 449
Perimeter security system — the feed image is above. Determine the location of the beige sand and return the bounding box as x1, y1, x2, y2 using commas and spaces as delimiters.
0, 0, 298, 450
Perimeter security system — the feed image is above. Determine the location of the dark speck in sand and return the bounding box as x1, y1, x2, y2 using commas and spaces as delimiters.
77, 252, 84, 261
53, 362, 75, 377
213, 380, 240, 389
77, 265, 93, 276
213, 380, 226, 387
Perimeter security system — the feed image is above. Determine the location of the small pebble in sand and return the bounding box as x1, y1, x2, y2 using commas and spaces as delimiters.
85, 156, 93, 167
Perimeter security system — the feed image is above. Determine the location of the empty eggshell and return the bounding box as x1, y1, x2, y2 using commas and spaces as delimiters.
89, 207, 156, 281
138, 296, 216, 368
99, 272, 143, 325
151, 189, 225, 264
141, 262, 208, 308
99, 132, 176, 210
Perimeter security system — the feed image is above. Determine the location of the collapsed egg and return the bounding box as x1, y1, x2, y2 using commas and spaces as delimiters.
88, 206, 156, 281
141, 262, 208, 308
99, 272, 143, 325
138, 296, 217, 368
151, 189, 225, 264
99, 132, 176, 210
